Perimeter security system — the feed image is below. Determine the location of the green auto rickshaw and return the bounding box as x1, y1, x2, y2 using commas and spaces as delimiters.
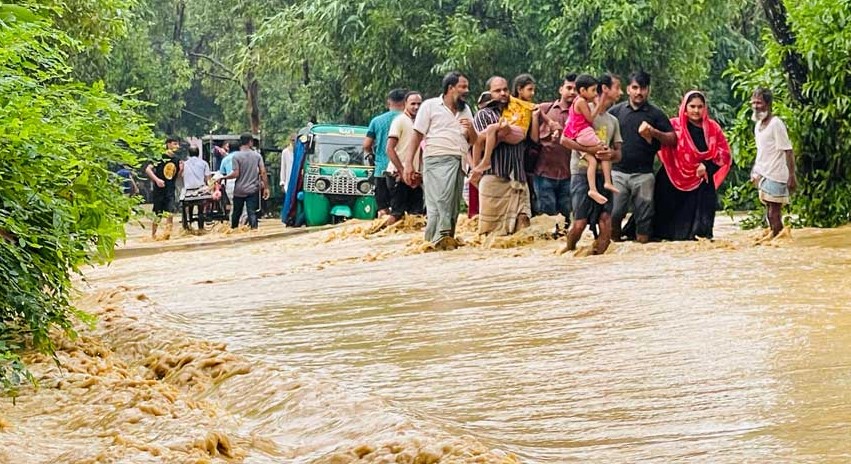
281, 124, 377, 226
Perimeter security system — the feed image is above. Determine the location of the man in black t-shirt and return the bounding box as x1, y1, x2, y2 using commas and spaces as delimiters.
145, 136, 182, 239
608, 71, 676, 243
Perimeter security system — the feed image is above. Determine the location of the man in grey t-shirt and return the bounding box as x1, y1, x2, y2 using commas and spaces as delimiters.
222, 133, 269, 229
560, 74, 623, 255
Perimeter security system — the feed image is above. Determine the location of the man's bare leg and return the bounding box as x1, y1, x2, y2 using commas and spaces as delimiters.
566, 219, 588, 251
163, 216, 174, 239
151, 217, 159, 239
516, 213, 531, 231
767, 202, 783, 237
595, 213, 613, 254
611, 222, 623, 242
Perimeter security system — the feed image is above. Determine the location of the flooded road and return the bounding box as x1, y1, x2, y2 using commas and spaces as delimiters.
6, 219, 851, 462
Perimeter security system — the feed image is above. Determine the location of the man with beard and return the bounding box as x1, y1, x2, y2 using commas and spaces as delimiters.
534, 73, 577, 231
750, 87, 796, 237
384, 91, 425, 226
406, 72, 476, 249
473, 75, 534, 235
608, 71, 676, 243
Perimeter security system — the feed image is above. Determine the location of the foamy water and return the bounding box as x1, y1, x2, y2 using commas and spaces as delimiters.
3, 217, 851, 462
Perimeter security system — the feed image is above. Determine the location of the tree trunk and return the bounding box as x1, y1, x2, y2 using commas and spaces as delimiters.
173, 1, 185, 43
245, 18, 261, 135
302, 59, 310, 85
246, 71, 260, 135
759, 0, 808, 104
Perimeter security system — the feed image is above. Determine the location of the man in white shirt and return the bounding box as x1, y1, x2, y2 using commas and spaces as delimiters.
384, 91, 425, 226
182, 146, 212, 194
406, 71, 477, 248
750, 87, 796, 237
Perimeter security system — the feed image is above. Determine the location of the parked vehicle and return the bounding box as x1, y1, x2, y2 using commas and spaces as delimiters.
281, 124, 377, 226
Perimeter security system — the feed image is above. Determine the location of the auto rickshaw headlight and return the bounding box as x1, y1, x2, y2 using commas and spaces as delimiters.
315, 178, 331, 192
357, 180, 372, 194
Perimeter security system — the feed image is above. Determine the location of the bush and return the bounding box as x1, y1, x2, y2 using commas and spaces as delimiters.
0, 8, 154, 395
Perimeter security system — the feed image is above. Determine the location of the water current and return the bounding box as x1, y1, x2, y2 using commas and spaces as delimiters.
3, 218, 850, 463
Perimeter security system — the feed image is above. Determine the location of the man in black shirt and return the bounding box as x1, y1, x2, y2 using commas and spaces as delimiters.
608, 71, 676, 243
145, 136, 182, 239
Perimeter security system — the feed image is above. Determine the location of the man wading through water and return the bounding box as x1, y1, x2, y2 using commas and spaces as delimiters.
145, 136, 182, 239
534, 73, 578, 234
750, 87, 796, 237
406, 71, 476, 249
608, 71, 676, 243
560, 73, 624, 255
472, 76, 535, 236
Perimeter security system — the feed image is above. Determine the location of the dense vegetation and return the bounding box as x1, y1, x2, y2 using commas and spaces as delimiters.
1, 0, 849, 394
0, 2, 154, 394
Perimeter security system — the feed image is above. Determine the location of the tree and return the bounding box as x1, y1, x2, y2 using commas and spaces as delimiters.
255, 0, 755, 127
0, 3, 155, 394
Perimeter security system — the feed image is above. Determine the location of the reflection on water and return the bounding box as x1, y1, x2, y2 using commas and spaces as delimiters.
5, 221, 851, 462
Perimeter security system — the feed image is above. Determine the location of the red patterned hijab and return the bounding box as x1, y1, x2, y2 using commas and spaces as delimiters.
658, 91, 731, 191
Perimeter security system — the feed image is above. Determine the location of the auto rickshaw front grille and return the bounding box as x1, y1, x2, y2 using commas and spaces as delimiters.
305, 173, 363, 196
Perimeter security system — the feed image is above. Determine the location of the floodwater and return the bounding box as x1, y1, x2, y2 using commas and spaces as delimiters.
2, 217, 851, 463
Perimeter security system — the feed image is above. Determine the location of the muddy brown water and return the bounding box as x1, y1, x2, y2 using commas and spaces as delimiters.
3, 218, 851, 462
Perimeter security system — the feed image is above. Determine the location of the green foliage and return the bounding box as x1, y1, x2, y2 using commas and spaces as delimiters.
726, 0, 851, 227
252, 0, 758, 133
105, 27, 193, 129
0, 8, 155, 394
27, 0, 137, 53
74, 0, 766, 146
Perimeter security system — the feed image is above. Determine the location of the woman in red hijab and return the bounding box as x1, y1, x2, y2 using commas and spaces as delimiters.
653, 91, 731, 240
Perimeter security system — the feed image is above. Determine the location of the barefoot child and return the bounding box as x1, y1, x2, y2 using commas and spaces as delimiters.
472, 74, 537, 180
563, 74, 619, 204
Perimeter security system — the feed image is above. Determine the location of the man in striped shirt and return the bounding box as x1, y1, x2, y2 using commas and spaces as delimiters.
472, 76, 533, 235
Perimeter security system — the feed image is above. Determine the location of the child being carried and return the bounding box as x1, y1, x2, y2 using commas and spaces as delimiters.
470, 76, 537, 186
564, 74, 619, 204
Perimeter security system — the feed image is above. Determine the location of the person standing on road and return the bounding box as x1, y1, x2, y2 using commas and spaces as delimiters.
222, 133, 269, 229
750, 87, 796, 237
608, 71, 676, 243
405, 71, 476, 249
533, 73, 577, 232
364, 89, 407, 217
385, 91, 425, 225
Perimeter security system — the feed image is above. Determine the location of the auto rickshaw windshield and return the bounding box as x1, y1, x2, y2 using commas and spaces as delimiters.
310, 135, 367, 166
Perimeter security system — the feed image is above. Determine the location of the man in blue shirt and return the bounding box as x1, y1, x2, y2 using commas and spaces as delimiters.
364, 88, 407, 216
